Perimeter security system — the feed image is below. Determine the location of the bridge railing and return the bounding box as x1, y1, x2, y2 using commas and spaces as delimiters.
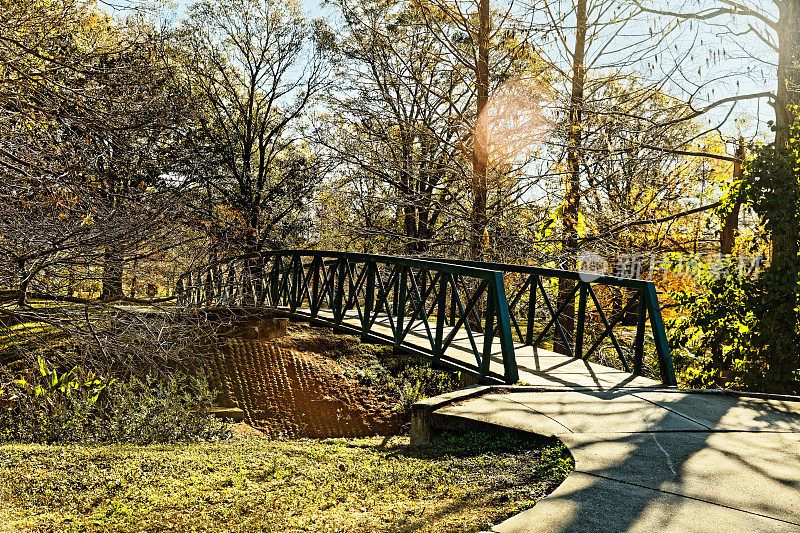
175, 250, 676, 386
176, 250, 519, 383
429, 257, 676, 385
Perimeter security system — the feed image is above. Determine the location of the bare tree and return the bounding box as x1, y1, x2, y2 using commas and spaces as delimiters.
319, 0, 475, 254
176, 0, 335, 255
410, 0, 545, 259
321, 0, 546, 256
518, 0, 676, 349
0, 0, 188, 305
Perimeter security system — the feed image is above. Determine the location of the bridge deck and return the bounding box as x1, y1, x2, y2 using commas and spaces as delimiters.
285, 307, 660, 389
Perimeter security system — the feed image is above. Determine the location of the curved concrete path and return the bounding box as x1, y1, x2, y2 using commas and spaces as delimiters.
412, 386, 800, 532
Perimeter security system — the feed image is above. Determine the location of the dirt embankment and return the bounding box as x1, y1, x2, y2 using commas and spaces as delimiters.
206, 325, 405, 438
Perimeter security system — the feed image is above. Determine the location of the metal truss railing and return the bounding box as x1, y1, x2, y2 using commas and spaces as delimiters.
176, 250, 676, 386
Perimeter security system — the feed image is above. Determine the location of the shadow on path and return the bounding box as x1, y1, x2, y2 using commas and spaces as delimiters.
435, 389, 800, 532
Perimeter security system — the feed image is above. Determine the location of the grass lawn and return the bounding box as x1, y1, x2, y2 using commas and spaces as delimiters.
0, 432, 573, 533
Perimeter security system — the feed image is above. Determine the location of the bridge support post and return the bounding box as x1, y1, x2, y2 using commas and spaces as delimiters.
334, 258, 346, 324
310, 255, 321, 317
410, 386, 493, 446
392, 268, 400, 316
525, 274, 538, 346
634, 291, 647, 375
434, 274, 447, 360
395, 267, 407, 347
362, 262, 375, 342
576, 282, 587, 359
492, 272, 518, 384
480, 282, 495, 378
410, 403, 433, 445
449, 275, 457, 326
290, 254, 300, 313
269, 256, 280, 306
645, 283, 677, 386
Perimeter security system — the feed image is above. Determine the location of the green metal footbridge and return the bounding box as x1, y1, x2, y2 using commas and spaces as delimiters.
176, 250, 676, 387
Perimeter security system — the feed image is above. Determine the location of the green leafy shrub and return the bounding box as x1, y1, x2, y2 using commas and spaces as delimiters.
396, 363, 460, 411
0, 358, 230, 444
669, 265, 764, 389
343, 344, 461, 413
669, 114, 800, 394
104, 374, 230, 444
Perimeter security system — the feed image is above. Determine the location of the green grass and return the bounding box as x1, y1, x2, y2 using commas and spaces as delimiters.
0, 432, 573, 533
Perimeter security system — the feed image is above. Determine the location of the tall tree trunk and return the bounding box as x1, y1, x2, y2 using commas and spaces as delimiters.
417, 205, 431, 254
101, 246, 124, 300
404, 204, 419, 254
554, 0, 587, 354
67, 268, 76, 298
243, 207, 261, 305
470, 0, 490, 260
771, 0, 800, 272
129, 261, 138, 300
246, 207, 260, 254
720, 137, 744, 255
761, 1, 800, 393
774, 0, 800, 149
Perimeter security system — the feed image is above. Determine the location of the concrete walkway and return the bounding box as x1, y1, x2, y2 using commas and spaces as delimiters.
413, 386, 800, 532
